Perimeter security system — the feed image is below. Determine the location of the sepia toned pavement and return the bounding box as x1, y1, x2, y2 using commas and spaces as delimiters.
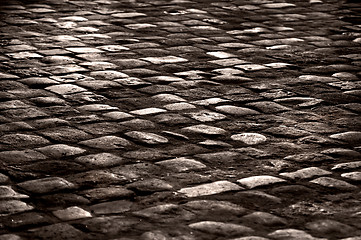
0, 0, 361, 239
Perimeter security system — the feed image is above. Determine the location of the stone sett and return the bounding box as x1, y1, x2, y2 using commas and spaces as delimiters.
1, 0, 361, 239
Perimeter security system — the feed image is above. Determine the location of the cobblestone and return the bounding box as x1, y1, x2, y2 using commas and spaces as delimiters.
1, 0, 361, 238
237, 176, 287, 189
177, 180, 243, 198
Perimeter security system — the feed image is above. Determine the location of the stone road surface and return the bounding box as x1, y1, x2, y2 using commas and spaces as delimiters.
0, 0, 361, 239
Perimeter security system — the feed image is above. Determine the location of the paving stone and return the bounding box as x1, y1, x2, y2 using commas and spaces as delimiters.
79, 136, 132, 150
332, 161, 361, 170
156, 157, 207, 172
215, 105, 260, 116
0, 186, 28, 199
3, 107, 49, 120
246, 101, 291, 113
40, 127, 92, 142
20, 77, 58, 87
79, 216, 138, 236
231, 133, 267, 145
186, 110, 227, 122
321, 148, 361, 158
140, 231, 176, 240
310, 177, 358, 191
53, 206, 92, 221
195, 151, 242, 164
237, 176, 287, 189
198, 140, 233, 148
341, 172, 361, 181
80, 186, 134, 202
103, 111, 133, 120
183, 200, 247, 215
262, 3, 296, 8
212, 67, 245, 75
242, 212, 287, 226
18, 177, 76, 194
0, 173, 9, 184
122, 149, 168, 162
139, 85, 177, 94
6, 52, 43, 59
306, 219, 357, 238
141, 56, 188, 64
35, 144, 86, 158
0, 133, 50, 147
0, 73, 20, 79
280, 167, 332, 180
0, 100, 29, 110
182, 124, 227, 135
77, 104, 119, 112
124, 131, 168, 144
46, 84, 87, 95
29, 223, 86, 240
235, 190, 283, 207
133, 204, 195, 222
207, 51, 237, 59
77, 122, 126, 135
284, 153, 334, 163
42, 56, 78, 65
178, 180, 243, 198
68, 170, 129, 187
192, 97, 230, 106
89, 70, 129, 79
90, 200, 133, 215
75, 153, 125, 168
263, 126, 310, 138
151, 93, 186, 103
45, 64, 88, 75
0, 200, 34, 214
0, 234, 22, 240
75, 79, 121, 90
112, 12, 147, 18
329, 131, 361, 144
163, 102, 197, 111
127, 178, 173, 193
120, 118, 156, 130
0, 149, 47, 164
189, 221, 254, 236
229, 237, 269, 240
130, 107, 167, 115
268, 229, 327, 240
79, 61, 117, 70
145, 76, 185, 84
65, 47, 104, 53
1, 0, 361, 238
235, 64, 269, 71
332, 72, 359, 81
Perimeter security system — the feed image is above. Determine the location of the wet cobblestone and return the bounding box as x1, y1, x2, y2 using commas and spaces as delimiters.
0, 0, 361, 239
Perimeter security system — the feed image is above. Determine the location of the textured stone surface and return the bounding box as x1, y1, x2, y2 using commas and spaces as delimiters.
231, 133, 267, 145
18, 177, 76, 194
310, 177, 358, 191
280, 167, 332, 180
178, 181, 243, 197
237, 176, 287, 189
0, 200, 34, 214
53, 206, 92, 221
74, 153, 125, 168
156, 157, 207, 172
124, 131, 168, 144
1, 0, 361, 239
189, 221, 254, 236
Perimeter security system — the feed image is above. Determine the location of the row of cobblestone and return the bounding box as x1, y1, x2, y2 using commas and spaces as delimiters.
0, 0, 361, 239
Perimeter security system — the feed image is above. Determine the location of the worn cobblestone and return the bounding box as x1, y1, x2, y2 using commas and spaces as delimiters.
0, 0, 361, 238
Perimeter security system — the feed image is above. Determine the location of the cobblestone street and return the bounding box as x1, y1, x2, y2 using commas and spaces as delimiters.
0, 0, 361, 239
